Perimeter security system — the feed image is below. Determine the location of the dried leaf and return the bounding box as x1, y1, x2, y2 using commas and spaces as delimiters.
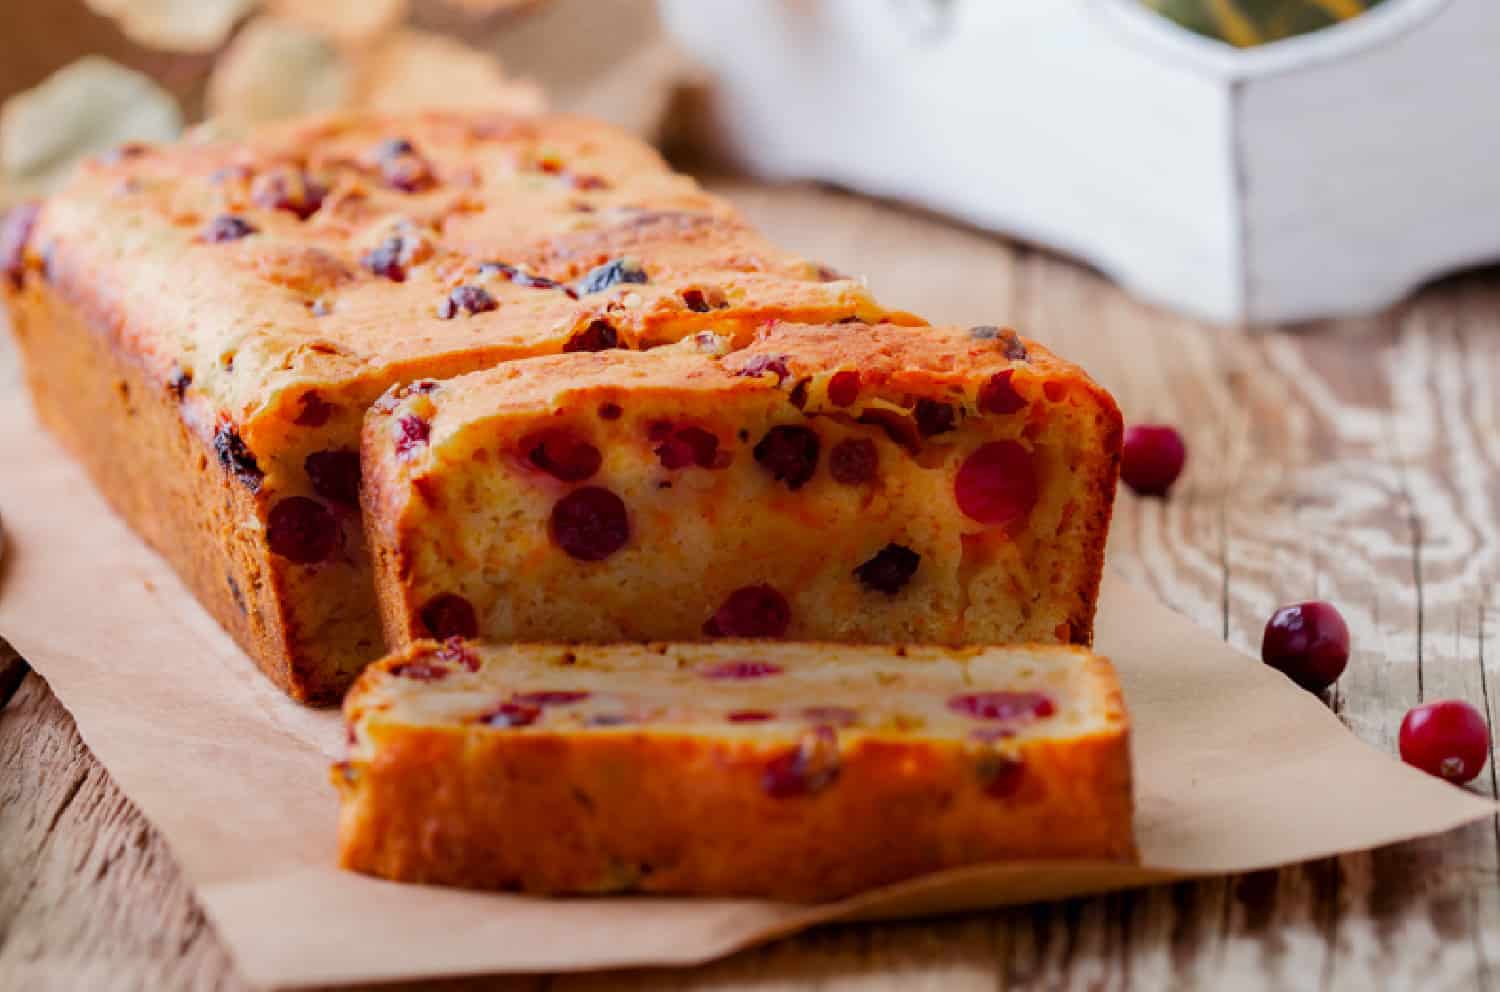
353, 29, 545, 114
84, 0, 255, 52
0, 57, 182, 193
206, 17, 352, 127
263, 0, 409, 43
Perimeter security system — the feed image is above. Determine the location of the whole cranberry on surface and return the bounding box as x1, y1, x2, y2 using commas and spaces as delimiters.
1261, 601, 1350, 692
1399, 700, 1490, 784
1121, 424, 1186, 497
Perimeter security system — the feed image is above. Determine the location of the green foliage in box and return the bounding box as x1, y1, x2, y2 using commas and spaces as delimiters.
1144, 0, 1389, 47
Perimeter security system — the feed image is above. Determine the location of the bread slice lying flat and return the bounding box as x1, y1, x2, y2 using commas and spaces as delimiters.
333, 639, 1134, 901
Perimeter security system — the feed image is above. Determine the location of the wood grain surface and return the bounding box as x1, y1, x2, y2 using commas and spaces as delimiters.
1, 180, 1496, 991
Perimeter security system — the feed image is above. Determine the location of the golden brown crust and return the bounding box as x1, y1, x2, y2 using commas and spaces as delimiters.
6, 276, 320, 699
334, 641, 1135, 901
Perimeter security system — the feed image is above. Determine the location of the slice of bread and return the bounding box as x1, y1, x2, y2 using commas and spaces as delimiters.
361, 322, 1122, 651
333, 639, 1134, 900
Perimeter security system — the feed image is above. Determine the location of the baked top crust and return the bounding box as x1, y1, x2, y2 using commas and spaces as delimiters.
24, 110, 899, 439
371, 321, 1112, 455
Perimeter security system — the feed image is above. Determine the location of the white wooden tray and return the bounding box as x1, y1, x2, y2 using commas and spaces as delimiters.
660, 0, 1500, 324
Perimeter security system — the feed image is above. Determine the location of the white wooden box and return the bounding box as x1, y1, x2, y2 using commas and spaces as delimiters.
659, 0, 1500, 324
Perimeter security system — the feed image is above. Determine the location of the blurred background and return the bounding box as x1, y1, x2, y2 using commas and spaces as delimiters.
0, 0, 682, 204
1, 0, 1449, 325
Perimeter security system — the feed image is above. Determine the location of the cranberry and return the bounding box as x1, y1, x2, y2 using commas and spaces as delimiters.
1121, 424, 1187, 497
762, 725, 840, 798
250, 169, 324, 219
393, 415, 431, 458
914, 399, 956, 437
377, 141, 435, 192
681, 288, 712, 313
700, 660, 784, 679
512, 690, 591, 706
576, 257, 648, 295
979, 370, 1027, 415
294, 391, 334, 427
438, 284, 498, 318
550, 486, 630, 560
213, 426, 263, 491
435, 637, 480, 671
854, 543, 921, 594
955, 441, 1038, 525
788, 379, 810, 410
858, 409, 921, 452
948, 691, 1056, 722
735, 354, 791, 384
202, 214, 257, 243
1261, 601, 1350, 692
800, 705, 858, 726
569, 173, 609, 190
267, 497, 338, 564
563, 320, 620, 353
362, 236, 408, 281
826, 371, 861, 407
970, 325, 1028, 361
1399, 700, 1490, 784
704, 585, 791, 638
419, 593, 479, 639
979, 754, 1026, 798
483, 702, 541, 728
374, 137, 415, 158
391, 660, 449, 681
1, 201, 40, 288
753, 425, 819, 490
654, 425, 720, 470
305, 449, 361, 505
829, 438, 878, 486
523, 429, 601, 482
728, 710, 776, 723
481, 261, 571, 295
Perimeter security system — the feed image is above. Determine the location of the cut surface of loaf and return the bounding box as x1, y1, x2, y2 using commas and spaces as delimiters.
1, 109, 904, 702
363, 322, 1121, 649
334, 639, 1134, 900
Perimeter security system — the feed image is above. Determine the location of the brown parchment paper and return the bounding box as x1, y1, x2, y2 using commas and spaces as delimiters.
0, 386, 1494, 990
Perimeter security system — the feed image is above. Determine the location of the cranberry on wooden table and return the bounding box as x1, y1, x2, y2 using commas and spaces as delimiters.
1261, 601, 1350, 692
1399, 700, 1490, 784
1121, 424, 1187, 497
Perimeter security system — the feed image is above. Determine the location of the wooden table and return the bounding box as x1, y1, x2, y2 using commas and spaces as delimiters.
2, 180, 1496, 990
